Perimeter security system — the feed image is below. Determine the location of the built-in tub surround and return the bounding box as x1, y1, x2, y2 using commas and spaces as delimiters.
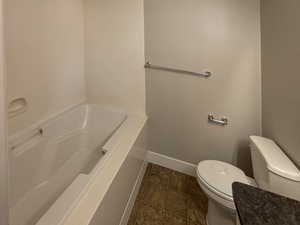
84, 0, 146, 115
7, 104, 147, 225
4, 0, 86, 135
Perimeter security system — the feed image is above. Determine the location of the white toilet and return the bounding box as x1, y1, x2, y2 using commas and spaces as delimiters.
196, 136, 300, 225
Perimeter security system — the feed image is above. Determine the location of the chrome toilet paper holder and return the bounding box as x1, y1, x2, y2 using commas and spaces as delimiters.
208, 114, 228, 126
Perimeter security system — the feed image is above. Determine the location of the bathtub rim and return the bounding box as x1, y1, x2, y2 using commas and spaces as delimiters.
60, 114, 147, 225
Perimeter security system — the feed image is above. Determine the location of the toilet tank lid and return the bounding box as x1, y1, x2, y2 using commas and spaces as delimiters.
250, 136, 300, 182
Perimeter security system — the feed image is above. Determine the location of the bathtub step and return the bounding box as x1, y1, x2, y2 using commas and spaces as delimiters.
36, 174, 90, 225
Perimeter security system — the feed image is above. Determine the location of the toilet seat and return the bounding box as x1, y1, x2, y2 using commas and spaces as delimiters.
198, 174, 234, 202
197, 160, 250, 201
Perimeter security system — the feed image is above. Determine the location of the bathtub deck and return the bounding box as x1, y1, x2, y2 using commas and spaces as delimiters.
127, 163, 208, 225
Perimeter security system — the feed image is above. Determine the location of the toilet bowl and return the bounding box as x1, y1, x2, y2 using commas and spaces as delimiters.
196, 160, 255, 225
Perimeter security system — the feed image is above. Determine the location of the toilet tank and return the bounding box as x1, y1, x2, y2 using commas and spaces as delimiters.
250, 136, 300, 201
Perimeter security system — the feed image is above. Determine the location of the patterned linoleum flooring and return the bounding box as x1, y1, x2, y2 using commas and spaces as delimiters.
127, 163, 208, 225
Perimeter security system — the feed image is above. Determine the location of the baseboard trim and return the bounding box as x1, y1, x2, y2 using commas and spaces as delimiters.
146, 151, 196, 177
119, 161, 148, 225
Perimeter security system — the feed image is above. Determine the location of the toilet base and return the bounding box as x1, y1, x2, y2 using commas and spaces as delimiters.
206, 199, 236, 225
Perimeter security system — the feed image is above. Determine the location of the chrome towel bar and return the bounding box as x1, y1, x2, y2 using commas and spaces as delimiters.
144, 62, 212, 78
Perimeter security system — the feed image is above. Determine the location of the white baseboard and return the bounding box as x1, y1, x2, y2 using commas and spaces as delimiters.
119, 161, 148, 225
146, 151, 196, 177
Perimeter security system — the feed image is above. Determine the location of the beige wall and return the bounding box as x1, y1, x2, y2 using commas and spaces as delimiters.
0, 0, 9, 224
84, 0, 146, 116
145, 0, 261, 174
262, 0, 300, 168
5, 0, 86, 135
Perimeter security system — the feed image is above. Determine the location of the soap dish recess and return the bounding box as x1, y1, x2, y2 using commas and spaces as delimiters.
8, 98, 27, 118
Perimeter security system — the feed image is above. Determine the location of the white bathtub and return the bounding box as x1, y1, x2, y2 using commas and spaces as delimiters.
8, 104, 146, 225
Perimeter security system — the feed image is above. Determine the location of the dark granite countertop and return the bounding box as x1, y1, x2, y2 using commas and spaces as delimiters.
232, 182, 300, 225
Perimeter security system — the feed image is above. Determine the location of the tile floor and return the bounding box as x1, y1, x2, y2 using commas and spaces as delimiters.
127, 163, 208, 225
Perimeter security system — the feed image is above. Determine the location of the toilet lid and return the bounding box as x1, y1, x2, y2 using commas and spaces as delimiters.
197, 160, 250, 198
